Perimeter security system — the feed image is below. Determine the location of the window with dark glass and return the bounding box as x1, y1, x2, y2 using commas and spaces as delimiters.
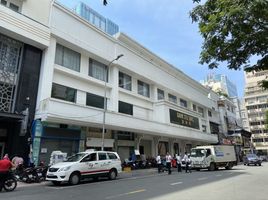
208, 110, 212, 117
86, 93, 105, 109
9, 3, 19, 12
119, 71, 131, 90
51, 83, 76, 103
119, 101, 133, 115
137, 80, 150, 97
107, 153, 118, 160
180, 99, 187, 108
193, 104, 197, 111
157, 89, 164, 100
198, 107, 204, 117
55, 44, 80, 72
89, 58, 108, 82
168, 94, 177, 104
1, 0, 7, 6
98, 152, 107, 160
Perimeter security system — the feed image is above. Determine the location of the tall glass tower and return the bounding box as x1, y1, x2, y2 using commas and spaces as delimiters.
74, 2, 119, 36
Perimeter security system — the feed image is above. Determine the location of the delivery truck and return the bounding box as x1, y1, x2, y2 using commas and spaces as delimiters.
190, 145, 237, 171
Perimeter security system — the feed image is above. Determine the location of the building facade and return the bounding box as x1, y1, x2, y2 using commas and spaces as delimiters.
0, 0, 50, 160
244, 70, 268, 155
31, 1, 219, 164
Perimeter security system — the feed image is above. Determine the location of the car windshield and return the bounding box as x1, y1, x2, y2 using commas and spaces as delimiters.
191, 149, 205, 157
65, 153, 87, 162
246, 154, 258, 158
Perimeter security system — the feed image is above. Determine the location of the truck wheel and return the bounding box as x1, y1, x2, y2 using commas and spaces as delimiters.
225, 163, 233, 170
208, 163, 215, 171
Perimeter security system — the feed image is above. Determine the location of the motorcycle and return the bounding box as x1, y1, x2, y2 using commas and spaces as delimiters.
4, 171, 17, 192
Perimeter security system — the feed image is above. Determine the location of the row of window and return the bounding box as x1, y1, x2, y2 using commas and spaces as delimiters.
51, 83, 133, 115
1, 0, 20, 12
247, 104, 268, 110
55, 44, 207, 116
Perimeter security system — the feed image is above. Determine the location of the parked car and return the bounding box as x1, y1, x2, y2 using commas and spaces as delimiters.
243, 154, 262, 166
46, 150, 122, 185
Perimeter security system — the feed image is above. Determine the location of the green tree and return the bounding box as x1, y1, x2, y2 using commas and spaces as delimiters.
190, 0, 268, 88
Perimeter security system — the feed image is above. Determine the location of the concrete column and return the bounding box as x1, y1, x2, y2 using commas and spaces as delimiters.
153, 136, 161, 156
36, 37, 56, 110
79, 127, 86, 152
134, 134, 143, 150
109, 65, 119, 112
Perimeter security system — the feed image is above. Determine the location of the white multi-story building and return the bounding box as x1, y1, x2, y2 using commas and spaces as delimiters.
0, 0, 219, 164
244, 70, 268, 155
33, 1, 220, 163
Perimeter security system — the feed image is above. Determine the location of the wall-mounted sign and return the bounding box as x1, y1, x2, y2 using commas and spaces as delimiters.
169, 109, 199, 129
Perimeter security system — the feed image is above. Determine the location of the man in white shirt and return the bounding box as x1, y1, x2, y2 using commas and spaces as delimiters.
156, 155, 162, 173
176, 154, 182, 172
166, 152, 172, 174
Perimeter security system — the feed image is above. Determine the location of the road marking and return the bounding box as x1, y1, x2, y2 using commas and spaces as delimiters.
198, 177, 208, 181
105, 189, 146, 199
170, 182, 183, 186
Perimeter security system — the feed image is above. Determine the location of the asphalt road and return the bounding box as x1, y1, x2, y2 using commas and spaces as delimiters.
1, 163, 268, 200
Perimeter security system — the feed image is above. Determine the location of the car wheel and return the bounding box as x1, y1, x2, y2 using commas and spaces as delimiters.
69, 172, 80, 185
52, 181, 61, 186
108, 169, 117, 180
259, 163, 261, 166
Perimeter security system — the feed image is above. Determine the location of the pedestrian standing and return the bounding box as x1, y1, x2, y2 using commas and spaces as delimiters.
166, 152, 172, 175
183, 152, 189, 173
176, 154, 182, 172
156, 154, 162, 173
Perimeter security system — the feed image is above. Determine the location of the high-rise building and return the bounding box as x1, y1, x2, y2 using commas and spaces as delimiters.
200, 74, 238, 97
74, 2, 119, 36
244, 70, 268, 155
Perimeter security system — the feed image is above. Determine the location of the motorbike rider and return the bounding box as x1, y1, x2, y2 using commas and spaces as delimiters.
0, 156, 15, 192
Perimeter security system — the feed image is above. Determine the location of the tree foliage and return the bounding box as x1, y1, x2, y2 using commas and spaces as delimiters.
190, 0, 268, 87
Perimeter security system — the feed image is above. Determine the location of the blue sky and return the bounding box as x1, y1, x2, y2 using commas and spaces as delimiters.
58, 0, 245, 97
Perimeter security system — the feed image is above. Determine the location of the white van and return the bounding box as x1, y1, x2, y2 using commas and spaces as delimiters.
46, 150, 122, 185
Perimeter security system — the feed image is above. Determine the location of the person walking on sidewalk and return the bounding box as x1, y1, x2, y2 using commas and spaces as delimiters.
176, 154, 182, 172
166, 152, 172, 175
156, 154, 162, 173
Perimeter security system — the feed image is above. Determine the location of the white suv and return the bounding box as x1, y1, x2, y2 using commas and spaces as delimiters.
46, 150, 122, 185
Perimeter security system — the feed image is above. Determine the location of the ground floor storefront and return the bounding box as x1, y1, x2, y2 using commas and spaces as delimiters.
32, 121, 210, 165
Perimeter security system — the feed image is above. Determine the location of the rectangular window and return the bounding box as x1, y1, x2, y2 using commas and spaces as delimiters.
51, 83, 76, 103
89, 58, 108, 82
9, 3, 19, 12
55, 44, 80, 72
198, 107, 204, 117
86, 93, 105, 109
208, 110, 212, 117
1, 0, 7, 6
157, 89, 164, 100
193, 104, 197, 111
168, 94, 177, 104
119, 72, 131, 90
202, 125, 207, 133
118, 101, 133, 115
137, 80, 150, 97
180, 99, 187, 108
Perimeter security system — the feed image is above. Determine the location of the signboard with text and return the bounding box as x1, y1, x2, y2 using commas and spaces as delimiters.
169, 109, 199, 129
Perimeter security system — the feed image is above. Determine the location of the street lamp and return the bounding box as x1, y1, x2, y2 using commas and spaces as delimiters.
101, 54, 124, 151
